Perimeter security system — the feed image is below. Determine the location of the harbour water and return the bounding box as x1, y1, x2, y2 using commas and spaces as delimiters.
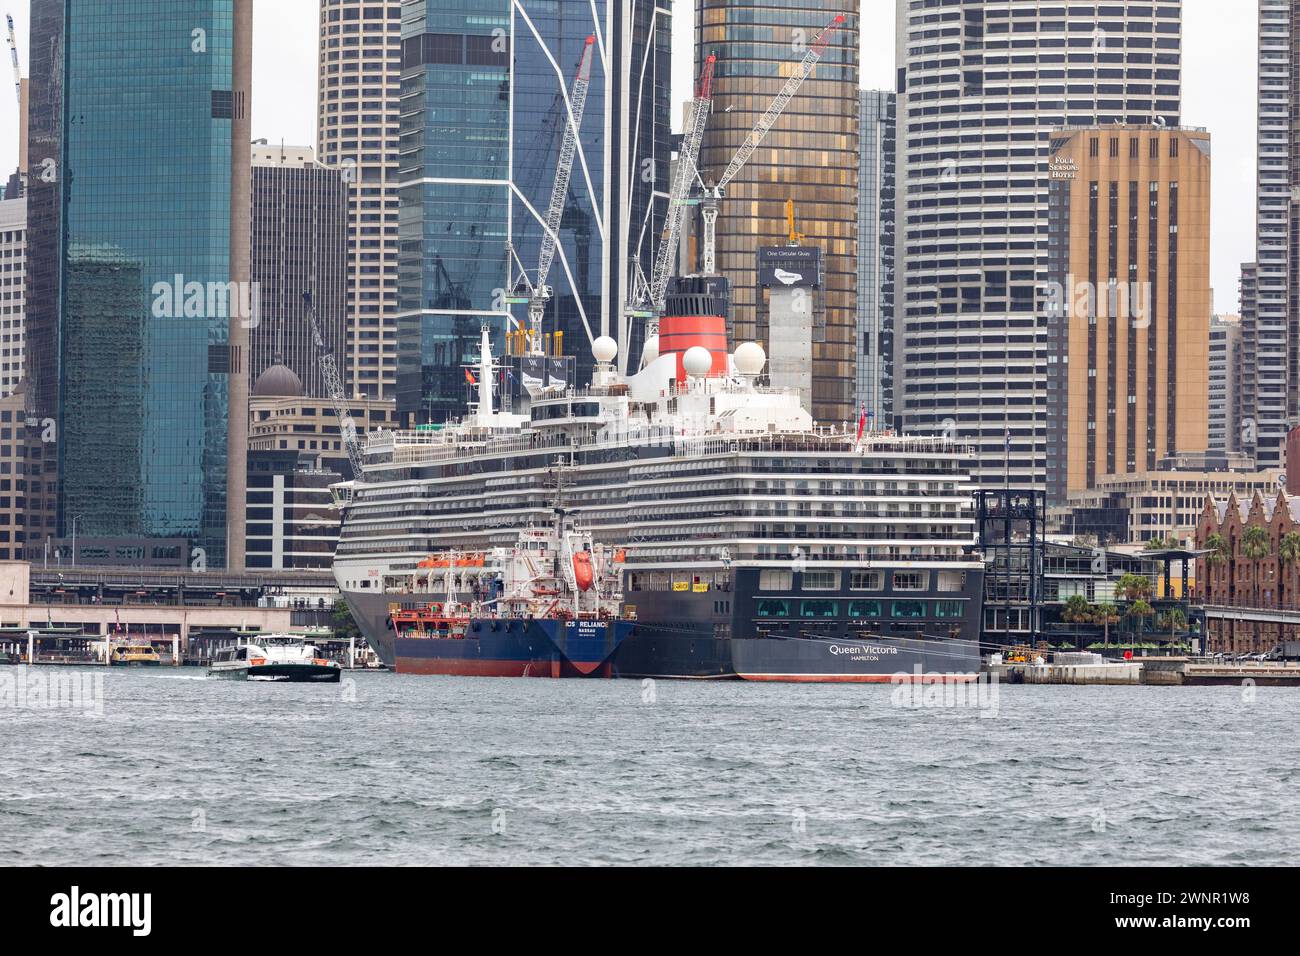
1, 669, 1296, 866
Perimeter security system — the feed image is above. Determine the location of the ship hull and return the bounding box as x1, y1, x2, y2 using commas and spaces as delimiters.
730, 634, 979, 682
345, 565, 986, 684
614, 566, 985, 682
207, 663, 342, 683
339, 590, 400, 667
394, 618, 630, 678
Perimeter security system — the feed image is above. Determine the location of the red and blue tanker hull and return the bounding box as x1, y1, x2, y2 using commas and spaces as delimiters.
394, 617, 631, 678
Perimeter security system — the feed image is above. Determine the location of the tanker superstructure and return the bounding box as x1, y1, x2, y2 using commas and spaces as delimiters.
332, 320, 985, 681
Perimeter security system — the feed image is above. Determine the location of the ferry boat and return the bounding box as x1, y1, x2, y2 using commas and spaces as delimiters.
108, 643, 162, 667
390, 514, 630, 677
333, 298, 984, 683
208, 636, 342, 682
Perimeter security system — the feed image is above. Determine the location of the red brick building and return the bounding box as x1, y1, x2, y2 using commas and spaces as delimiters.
1195, 488, 1300, 653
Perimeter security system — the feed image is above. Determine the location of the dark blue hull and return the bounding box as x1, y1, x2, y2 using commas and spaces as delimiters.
395, 618, 631, 678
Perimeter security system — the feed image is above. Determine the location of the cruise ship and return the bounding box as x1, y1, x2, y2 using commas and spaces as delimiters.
332, 302, 985, 681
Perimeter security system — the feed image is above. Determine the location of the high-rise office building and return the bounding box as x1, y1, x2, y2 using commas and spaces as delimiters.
0, 197, 25, 398
250, 142, 349, 398
696, 2, 859, 425
24, 0, 63, 468
894, 0, 1183, 486
396, 1, 670, 423
857, 89, 895, 431
26, 0, 253, 570
0, 385, 57, 562
1238, 262, 1259, 456
1243, 0, 1298, 468
1043, 125, 1211, 505
316, 0, 402, 400
1209, 314, 1242, 456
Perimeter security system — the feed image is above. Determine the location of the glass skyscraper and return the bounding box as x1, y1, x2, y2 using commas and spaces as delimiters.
396, 0, 670, 422
27, 0, 252, 569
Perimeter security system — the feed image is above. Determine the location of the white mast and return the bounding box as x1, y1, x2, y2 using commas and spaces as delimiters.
476, 325, 493, 425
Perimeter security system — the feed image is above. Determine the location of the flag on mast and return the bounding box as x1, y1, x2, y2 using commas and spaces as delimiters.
856, 403, 867, 443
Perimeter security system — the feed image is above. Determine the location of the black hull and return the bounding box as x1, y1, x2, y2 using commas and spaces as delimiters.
343, 564, 986, 682
208, 664, 342, 683
616, 565, 985, 681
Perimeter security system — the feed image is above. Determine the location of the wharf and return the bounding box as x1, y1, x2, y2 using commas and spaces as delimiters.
1141, 659, 1300, 686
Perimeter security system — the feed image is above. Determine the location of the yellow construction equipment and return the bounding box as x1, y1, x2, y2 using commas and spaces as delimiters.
785, 198, 805, 245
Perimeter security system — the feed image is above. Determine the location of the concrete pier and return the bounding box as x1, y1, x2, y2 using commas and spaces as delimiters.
987, 661, 1142, 685
1142, 659, 1300, 686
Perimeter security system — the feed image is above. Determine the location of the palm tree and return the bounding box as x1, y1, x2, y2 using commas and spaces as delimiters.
1279, 531, 1300, 609
1204, 532, 1228, 566
1116, 572, 1153, 604
1157, 608, 1187, 639
1242, 525, 1273, 603
1062, 594, 1091, 624
1093, 602, 1120, 648
1242, 525, 1271, 560
1127, 599, 1155, 643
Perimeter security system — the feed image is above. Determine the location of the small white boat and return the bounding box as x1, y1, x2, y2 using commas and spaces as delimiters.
208, 635, 341, 683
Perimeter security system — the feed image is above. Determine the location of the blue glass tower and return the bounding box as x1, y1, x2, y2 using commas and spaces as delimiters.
396, 0, 671, 422
29, 0, 253, 569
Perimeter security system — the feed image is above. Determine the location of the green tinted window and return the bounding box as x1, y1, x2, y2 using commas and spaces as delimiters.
799, 600, 838, 619
891, 601, 927, 619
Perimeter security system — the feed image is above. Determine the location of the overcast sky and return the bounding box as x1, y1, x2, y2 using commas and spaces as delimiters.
0, 0, 1257, 313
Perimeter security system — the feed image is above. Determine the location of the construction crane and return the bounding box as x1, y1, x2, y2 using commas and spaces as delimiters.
514, 35, 596, 354
303, 290, 363, 481
641, 53, 715, 323
785, 198, 805, 244
697, 13, 845, 276
5, 14, 20, 110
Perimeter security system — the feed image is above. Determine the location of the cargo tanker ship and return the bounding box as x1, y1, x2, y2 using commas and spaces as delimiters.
388, 517, 631, 678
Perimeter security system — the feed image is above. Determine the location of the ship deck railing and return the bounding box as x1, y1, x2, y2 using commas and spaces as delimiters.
363, 424, 973, 469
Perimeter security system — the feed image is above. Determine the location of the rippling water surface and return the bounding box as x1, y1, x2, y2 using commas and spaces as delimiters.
2, 669, 1296, 865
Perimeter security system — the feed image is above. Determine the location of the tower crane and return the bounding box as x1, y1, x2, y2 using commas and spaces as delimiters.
513, 35, 596, 355
303, 290, 363, 481
639, 53, 715, 325
696, 13, 845, 276
5, 15, 19, 110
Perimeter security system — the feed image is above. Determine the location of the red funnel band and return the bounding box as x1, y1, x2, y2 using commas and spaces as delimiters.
659, 313, 728, 380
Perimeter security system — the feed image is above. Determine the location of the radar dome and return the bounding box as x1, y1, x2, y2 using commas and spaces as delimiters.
592, 336, 618, 364
733, 341, 766, 377
682, 346, 713, 378
640, 334, 660, 367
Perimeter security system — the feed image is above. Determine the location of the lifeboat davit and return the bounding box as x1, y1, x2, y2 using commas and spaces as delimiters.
573, 552, 594, 592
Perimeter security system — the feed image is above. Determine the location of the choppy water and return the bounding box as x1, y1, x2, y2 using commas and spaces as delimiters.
1, 668, 1296, 865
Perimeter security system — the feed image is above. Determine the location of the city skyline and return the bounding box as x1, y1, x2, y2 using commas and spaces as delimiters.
0, 0, 1259, 316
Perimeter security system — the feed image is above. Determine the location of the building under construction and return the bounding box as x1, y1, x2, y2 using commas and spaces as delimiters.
695, 3, 859, 424
395, 1, 671, 425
